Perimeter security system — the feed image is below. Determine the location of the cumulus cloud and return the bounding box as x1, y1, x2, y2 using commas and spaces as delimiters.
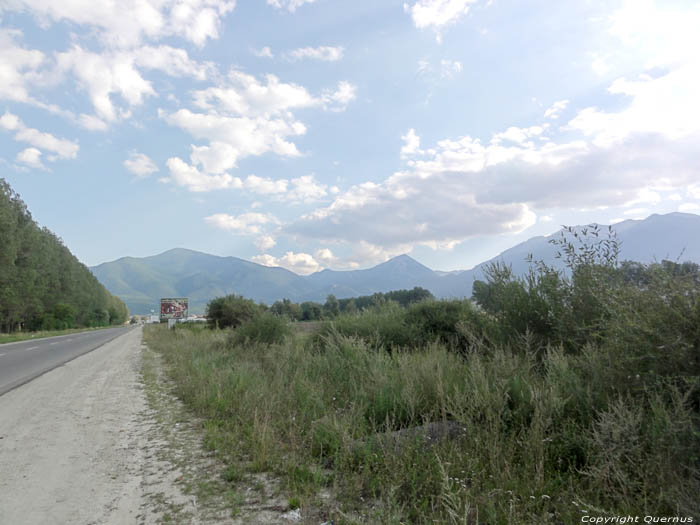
4, 0, 235, 48
244, 175, 288, 195
403, 0, 476, 42
164, 110, 306, 176
0, 111, 79, 161
124, 151, 158, 177
320, 81, 357, 112
16, 147, 45, 169
252, 46, 274, 58
544, 99, 569, 119
678, 203, 700, 212
286, 35, 700, 259
251, 251, 322, 275
252, 247, 367, 274
161, 71, 355, 190
205, 212, 278, 235
254, 235, 277, 251
401, 128, 422, 157
266, 0, 316, 12
164, 157, 241, 192
55, 45, 215, 124
191, 70, 317, 117
0, 29, 45, 104
285, 175, 329, 203
287, 46, 344, 62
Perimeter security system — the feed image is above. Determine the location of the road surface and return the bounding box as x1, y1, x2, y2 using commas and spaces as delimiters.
0, 326, 133, 396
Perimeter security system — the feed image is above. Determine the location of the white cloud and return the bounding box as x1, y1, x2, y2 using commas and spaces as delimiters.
287, 46, 344, 62
403, 0, 476, 42
55, 45, 214, 124
266, 0, 316, 12
401, 128, 422, 157
590, 54, 611, 76
78, 114, 108, 131
124, 151, 158, 177
0, 29, 45, 104
165, 157, 241, 192
678, 203, 700, 212
192, 70, 317, 117
164, 109, 306, 173
162, 72, 355, 189
490, 125, 544, 146
568, 65, 700, 147
134, 45, 215, 80
0, 111, 79, 160
5, 0, 235, 48
285, 175, 328, 202
16, 147, 45, 169
205, 212, 277, 235
286, 71, 700, 255
321, 81, 357, 112
544, 99, 569, 119
252, 46, 274, 58
623, 207, 648, 216
251, 251, 321, 275
607, 0, 699, 70
56, 46, 156, 122
244, 174, 288, 195
255, 235, 277, 251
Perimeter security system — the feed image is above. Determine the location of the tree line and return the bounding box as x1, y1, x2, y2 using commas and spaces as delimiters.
0, 178, 129, 332
205, 286, 434, 328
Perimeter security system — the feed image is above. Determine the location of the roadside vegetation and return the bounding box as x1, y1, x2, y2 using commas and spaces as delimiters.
144, 226, 699, 523
0, 178, 128, 333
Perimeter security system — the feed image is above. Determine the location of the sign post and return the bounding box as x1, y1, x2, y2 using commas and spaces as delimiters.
160, 298, 189, 323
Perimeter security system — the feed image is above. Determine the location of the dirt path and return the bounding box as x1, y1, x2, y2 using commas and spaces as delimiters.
0, 327, 211, 524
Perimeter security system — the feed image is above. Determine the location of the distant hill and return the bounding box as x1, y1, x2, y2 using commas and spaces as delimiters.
438, 212, 700, 296
91, 212, 700, 314
90, 249, 310, 314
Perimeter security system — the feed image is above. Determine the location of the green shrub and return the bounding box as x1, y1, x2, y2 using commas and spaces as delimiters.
229, 312, 292, 346
205, 294, 264, 329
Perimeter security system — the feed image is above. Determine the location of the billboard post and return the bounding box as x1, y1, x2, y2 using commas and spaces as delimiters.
160, 298, 188, 322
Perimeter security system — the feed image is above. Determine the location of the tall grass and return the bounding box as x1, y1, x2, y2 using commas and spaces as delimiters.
144, 316, 699, 522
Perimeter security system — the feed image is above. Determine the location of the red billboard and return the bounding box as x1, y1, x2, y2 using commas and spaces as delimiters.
160, 298, 188, 320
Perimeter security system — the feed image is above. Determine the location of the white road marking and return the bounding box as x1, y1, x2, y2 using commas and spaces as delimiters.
0, 353, 6, 357
49, 342, 58, 346
25, 346, 39, 352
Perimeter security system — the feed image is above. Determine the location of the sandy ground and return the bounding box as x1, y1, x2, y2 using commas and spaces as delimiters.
0, 327, 200, 525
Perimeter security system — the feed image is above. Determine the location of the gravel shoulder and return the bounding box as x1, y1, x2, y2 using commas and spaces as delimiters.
0, 326, 224, 524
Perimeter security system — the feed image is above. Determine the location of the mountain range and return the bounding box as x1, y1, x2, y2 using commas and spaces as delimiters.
91, 213, 700, 314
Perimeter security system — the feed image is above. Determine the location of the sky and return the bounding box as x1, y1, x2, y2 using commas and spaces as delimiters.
1, 0, 699, 274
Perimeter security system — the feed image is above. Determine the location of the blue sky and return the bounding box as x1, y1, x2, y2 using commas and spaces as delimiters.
1, 0, 699, 273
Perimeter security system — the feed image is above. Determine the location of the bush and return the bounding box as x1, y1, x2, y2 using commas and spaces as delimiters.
229, 312, 292, 346
312, 299, 493, 353
206, 294, 264, 330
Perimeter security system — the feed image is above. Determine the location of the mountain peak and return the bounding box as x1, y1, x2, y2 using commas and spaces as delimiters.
377, 254, 433, 273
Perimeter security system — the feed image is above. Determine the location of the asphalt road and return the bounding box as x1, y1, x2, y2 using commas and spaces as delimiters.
0, 326, 134, 396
